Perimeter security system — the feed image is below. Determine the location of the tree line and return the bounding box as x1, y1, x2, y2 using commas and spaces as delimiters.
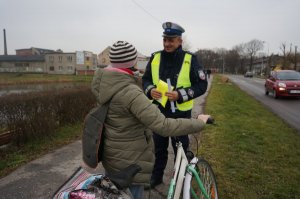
183, 39, 299, 75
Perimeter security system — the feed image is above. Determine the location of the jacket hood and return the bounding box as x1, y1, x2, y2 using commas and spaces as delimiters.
91, 68, 138, 105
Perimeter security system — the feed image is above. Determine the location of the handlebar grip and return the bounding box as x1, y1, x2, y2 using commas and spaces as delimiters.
206, 117, 215, 124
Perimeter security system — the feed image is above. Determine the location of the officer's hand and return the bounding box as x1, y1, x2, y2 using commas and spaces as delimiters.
165, 91, 179, 101
151, 89, 162, 100
197, 114, 211, 123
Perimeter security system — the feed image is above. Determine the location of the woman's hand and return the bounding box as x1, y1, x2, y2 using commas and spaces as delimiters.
197, 114, 211, 123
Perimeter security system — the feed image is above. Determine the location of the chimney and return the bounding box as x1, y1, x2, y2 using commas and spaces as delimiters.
3, 29, 8, 55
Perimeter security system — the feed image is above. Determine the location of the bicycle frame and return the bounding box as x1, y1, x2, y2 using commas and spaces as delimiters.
167, 142, 188, 199
167, 142, 212, 199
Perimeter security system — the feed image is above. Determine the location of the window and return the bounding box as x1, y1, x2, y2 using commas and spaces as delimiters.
14, 63, 29, 67
86, 57, 90, 61
67, 56, 73, 62
59, 66, 63, 70
58, 56, 63, 62
49, 56, 54, 62
49, 66, 54, 71
67, 66, 73, 70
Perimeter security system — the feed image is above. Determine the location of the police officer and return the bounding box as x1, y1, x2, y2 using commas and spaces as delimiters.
142, 22, 208, 188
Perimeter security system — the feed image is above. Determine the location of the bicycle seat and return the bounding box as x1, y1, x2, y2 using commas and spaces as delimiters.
106, 164, 142, 190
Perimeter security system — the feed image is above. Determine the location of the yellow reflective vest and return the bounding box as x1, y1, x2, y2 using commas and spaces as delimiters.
151, 52, 193, 111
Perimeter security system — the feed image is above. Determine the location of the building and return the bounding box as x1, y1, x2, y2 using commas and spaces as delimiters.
97, 47, 110, 68
0, 47, 98, 75
45, 52, 76, 75
0, 55, 45, 73
75, 51, 98, 75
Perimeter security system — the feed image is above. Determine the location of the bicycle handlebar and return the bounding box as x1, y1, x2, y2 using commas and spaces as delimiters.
206, 117, 215, 124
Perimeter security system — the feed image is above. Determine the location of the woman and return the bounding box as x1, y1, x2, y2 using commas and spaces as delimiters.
91, 41, 210, 199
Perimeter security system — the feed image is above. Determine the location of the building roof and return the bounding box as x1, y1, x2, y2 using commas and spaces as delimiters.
0, 55, 45, 62
15, 47, 56, 55
45, 52, 76, 55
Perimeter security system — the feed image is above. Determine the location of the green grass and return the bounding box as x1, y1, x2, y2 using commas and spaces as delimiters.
1, 74, 299, 198
0, 73, 93, 85
199, 75, 300, 199
0, 123, 82, 178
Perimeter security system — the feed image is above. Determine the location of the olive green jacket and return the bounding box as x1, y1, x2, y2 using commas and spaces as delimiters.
91, 68, 205, 186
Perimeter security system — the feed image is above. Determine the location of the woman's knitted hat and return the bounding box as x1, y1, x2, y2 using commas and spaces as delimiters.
109, 41, 138, 68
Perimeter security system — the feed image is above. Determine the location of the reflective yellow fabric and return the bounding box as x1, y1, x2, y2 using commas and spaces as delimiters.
151, 52, 194, 111
176, 53, 193, 111
151, 53, 160, 85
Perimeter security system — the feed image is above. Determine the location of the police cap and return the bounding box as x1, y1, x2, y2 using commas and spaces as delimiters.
162, 22, 185, 37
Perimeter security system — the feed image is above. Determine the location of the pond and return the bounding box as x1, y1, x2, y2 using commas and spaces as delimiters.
0, 82, 91, 97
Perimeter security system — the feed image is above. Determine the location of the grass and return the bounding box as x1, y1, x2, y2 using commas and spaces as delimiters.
0, 73, 93, 85
1, 74, 299, 198
199, 75, 300, 199
0, 123, 82, 178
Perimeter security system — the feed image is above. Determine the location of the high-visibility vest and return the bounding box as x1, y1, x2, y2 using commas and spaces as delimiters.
151, 52, 193, 111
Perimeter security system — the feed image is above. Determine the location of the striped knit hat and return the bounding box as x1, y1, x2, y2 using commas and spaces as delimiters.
109, 41, 138, 68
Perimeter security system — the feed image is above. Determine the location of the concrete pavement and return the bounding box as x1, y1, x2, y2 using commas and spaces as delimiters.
0, 76, 212, 199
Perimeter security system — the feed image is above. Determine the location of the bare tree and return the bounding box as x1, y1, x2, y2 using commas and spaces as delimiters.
194, 49, 219, 71
225, 49, 240, 74
233, 43, 247, 73
245, 39, 264, 71
279, 42, 293, 69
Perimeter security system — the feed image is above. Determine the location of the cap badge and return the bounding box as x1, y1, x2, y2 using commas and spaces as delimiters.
166, 22, 172, 28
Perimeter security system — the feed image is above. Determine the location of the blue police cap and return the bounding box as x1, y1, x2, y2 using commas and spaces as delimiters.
162, 22, 185, 37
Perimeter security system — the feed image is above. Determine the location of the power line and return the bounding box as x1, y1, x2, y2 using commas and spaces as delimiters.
131, 0, 161, 24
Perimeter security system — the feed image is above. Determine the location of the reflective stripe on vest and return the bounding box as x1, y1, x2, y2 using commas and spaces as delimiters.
151, 52, 193, 111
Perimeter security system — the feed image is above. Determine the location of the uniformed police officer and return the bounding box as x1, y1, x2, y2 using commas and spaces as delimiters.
142, 22, 208, 188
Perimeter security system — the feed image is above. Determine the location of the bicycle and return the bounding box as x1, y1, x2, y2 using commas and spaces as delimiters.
167, 119, 218, 199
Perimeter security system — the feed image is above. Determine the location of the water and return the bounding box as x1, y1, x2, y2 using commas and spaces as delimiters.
0, 82, 90, 97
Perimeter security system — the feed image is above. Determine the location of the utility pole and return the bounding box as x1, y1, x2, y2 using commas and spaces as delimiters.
295, 46, 298, 71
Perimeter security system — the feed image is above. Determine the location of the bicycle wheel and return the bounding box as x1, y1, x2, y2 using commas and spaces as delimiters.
190, 158, 218, 199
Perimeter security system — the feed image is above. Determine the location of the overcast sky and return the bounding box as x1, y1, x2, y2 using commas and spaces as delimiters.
0, 0, 299, 56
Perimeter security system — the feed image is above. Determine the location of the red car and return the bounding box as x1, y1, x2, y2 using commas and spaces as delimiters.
265, 70, 300, 99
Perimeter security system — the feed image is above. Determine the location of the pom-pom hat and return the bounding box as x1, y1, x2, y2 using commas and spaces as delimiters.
109, 41, 138, 68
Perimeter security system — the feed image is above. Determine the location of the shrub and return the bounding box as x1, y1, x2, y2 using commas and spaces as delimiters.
0, 87, 95, 146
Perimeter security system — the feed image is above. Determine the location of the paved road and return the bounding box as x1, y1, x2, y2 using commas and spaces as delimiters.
0, 77, 212, 199
227, 75, 300, 132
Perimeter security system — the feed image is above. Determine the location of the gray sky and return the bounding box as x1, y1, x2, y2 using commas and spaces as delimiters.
0, 0, 299, 56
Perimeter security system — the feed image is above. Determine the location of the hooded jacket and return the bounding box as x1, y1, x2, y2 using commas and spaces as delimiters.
91, 67, 206, 185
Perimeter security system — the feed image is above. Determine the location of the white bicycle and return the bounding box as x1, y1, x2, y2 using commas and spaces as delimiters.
167, 119, 218, 199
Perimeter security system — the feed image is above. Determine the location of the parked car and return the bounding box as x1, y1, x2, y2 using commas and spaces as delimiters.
265, 70, 300, 99
244, 71, 253, 78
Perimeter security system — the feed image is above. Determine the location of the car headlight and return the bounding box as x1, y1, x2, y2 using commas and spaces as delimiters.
278, 82, 286, 87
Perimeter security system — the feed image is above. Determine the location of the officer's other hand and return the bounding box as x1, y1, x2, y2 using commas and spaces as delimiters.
151, 89, 162, 100
165, 91, 179, 101
197, 114, 211, 123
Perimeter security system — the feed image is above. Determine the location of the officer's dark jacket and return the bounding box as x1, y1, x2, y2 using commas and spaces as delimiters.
142, 46, 208, 118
